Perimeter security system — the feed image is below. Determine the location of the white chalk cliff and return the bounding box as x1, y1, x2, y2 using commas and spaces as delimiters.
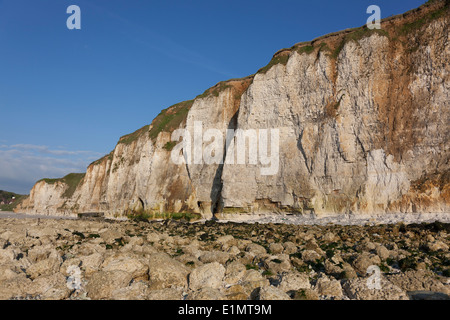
16, 1, 450, 219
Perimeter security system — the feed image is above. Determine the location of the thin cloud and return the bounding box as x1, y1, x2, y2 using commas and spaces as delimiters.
3, 144, 103, 156
0, 144, 102, 194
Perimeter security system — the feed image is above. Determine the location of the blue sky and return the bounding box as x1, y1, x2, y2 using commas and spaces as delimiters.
0, 0, 427, 194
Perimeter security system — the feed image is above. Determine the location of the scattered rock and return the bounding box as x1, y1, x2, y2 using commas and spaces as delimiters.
252, 286, 291, 300
80, 253, 104, 277
148, 253, 190, 289
0, 274, 31, 300
189, 262, 225, 291
60, 258, 82, 277
302, 250, 321, 263
342, 277, 409, 300
0, 264, 21, 282
376, 245, 390, 261
241, 269, 270, 294
26, 273, 71, 300
341, 264, 358, 279
86, 271, 133, 300
322, 232, 336, 242
386, 270, 450, 295
199, 251, 230, 265
217, 235, 235, 246
227, 246, 241, 256
352, 253, 381, 275
224, 261, 246, 285
264, 255, 292, 274
304, 240, 320, 251
26, 256, 62, 280
0, 215, 448, 300
268, 243, 284, 254
427, 241, 449, 252
282, 242, 297, 255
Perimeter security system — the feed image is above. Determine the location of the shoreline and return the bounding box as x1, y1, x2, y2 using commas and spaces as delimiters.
216, 212, 450, 226
0, 212, 77, 220
1, 211, 449, 226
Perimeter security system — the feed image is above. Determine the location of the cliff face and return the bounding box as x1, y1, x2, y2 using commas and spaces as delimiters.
16, 1, 450, 219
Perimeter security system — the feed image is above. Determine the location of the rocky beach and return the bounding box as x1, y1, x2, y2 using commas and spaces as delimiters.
0, 213, 448, 300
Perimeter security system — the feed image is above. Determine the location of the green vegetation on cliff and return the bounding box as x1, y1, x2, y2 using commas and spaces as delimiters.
117, 99, 194, 147
256, 1, 447, 74
118, 125, 150, 145
0, 190, 27, 211
148, 99, 194, 141
38, 173, 86, 198
127, 211, 201, 222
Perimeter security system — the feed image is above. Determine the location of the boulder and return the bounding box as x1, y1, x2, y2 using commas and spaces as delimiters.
26, 256, 62, 280
277, 271, 311, 292
148, 253, 190, 289
86, 271, 133, 300
314, 276, 343, 298
223, 261, 246, 285
198, 251, 230, 265
80, 252, 104, 277
189, 262, 225, 291
386, 270, 450, 295
252, 286, 291, 300
101, 254, 148, 281
26, 273, 71, 300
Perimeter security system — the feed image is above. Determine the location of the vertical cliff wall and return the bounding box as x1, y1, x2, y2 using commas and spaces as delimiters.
16, 1, 450, 219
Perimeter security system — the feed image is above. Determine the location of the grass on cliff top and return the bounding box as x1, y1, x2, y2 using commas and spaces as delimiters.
148, 99, 194, 141
38, 173, 85, 199
256, 1, 447, 73
256, 27, 389, 75
89, 151, 114, 167
196, 81, 233, 99
118, 124, 150, 145
257, 53, 290, 74
398, 3, 448, 36
117, 100, 194, 146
